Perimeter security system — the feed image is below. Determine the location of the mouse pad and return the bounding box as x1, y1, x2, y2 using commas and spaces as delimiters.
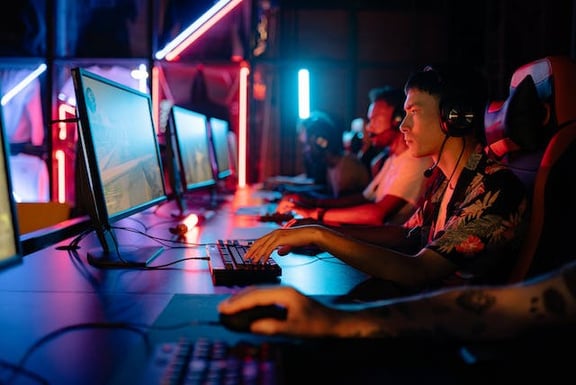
148, 294, 266, 344
148, 293, 345, 345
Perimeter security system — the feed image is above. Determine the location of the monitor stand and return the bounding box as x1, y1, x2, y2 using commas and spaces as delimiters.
87, 228, 164, 268
87, 246, 164, 268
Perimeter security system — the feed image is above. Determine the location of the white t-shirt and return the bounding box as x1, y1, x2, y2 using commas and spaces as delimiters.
363, 150, 431, 223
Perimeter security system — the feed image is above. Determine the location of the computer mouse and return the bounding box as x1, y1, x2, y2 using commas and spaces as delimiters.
219, 304, 288, 332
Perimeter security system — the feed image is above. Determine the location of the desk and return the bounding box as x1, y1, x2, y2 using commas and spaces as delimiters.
0, 186, 371, 385
1, 187, 369, 295
0, 187, 572, 384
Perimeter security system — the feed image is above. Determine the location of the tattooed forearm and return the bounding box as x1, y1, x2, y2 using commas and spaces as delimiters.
538, 288, 567, 317
455, 289, 496, 315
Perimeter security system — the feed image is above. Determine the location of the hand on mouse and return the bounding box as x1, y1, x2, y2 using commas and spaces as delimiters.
218, 285, 345, 337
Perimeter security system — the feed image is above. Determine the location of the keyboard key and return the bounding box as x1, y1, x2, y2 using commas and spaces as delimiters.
207, 240, 282, 286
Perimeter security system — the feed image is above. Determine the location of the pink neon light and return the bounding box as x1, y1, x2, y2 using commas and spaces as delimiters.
165, 0, 243, 61
238, 64, 249, 187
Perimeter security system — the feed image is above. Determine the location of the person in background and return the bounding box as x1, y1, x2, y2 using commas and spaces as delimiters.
344, 117, 382, 174
277, 86, 431, 226
218, 257, 576, 339
244, 64, 528, 298
291, 110, 371, 199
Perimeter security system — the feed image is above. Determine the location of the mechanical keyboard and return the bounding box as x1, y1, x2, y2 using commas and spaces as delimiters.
206, 239, 282, 286
139, 337, 281, 385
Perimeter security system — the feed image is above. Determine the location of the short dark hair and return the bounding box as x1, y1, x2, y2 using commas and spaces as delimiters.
368, 86, 405, 129
300, 110, 341, 153
404, 64, 489, 144
368, 86, 404, 109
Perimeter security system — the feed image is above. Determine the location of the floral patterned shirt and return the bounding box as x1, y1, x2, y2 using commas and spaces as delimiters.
404, 145, 529, 287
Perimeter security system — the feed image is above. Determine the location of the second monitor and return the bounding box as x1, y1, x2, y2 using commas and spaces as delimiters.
208, 117, 233, 181
165, 105, 217, 216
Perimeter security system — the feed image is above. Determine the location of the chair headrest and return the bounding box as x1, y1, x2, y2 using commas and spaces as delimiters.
484, 55, 576, 159
485, 74, 548, 158
511, 56, 576, 128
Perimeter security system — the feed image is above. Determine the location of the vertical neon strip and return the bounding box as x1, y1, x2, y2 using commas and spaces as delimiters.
55, 150, 66, 203
130, 63, 149, 93
238, 64, 249, 187
58, 103, 76, 140
152, 66, 160, 130
156, 0, 244, 61
55, 103, 77, 203
298, 69, 310, 119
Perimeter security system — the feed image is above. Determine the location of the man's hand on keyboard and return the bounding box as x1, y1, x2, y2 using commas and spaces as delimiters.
244, 226, 324, 264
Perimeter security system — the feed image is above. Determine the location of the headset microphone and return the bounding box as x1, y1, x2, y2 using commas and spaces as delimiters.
423, 164, 436, 178
424, 134, 449, 178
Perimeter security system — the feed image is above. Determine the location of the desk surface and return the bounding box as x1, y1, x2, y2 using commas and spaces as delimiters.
0, 187, 372, 385
1, 187, 369, 295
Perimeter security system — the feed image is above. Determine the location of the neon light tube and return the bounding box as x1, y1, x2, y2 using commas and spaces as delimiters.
55, 150, 66, 203
298, 69, 310, 119
1, 63, 47, 106
155, 0, 243, 61
238, 64, 249, 187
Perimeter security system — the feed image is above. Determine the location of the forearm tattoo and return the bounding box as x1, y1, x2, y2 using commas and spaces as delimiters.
455, 289, 496, 315
529, 264, 576, 319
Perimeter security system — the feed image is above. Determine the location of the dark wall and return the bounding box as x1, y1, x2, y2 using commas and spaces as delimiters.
251, 0, 574, 180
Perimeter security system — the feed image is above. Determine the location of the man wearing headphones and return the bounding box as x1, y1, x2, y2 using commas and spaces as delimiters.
277, 86, 432, 226
242, 64, 529, 298
294, 110, 371, 199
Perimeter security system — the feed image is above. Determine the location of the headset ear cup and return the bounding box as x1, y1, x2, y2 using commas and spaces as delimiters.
440, 100, 476, 137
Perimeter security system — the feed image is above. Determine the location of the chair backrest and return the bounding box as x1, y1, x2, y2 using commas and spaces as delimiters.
508, 124, 576, 282
484, 55, 576, 283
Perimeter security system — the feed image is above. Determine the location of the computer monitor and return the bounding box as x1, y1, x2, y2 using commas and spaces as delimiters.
71, 67, 167, 268
0, 102, 22, 271
165, 105, 217, 216
208, 117, 233, 180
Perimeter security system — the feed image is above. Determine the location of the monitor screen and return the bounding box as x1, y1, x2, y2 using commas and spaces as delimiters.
165, 105, 217, 217
168, 105, 216, 192
72, 67, 167, 268
209, 117, 233, 180
0, 102, 22, 271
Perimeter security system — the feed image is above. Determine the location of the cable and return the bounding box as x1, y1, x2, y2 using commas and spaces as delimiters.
424, 134, 449, 177
4, 323, 150, 385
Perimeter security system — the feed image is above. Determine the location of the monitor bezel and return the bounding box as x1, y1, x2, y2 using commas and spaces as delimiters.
208, 116, 233, 180
0, 99, 23, 270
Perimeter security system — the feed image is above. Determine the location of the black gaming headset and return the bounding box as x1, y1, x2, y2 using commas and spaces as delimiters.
423, 65, 484, 138
439, 96, 477, 137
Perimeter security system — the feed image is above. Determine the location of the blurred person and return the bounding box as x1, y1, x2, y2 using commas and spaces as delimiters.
278, 86, 431, 226
245, 64, 528, 297
289, 110, 371, 199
